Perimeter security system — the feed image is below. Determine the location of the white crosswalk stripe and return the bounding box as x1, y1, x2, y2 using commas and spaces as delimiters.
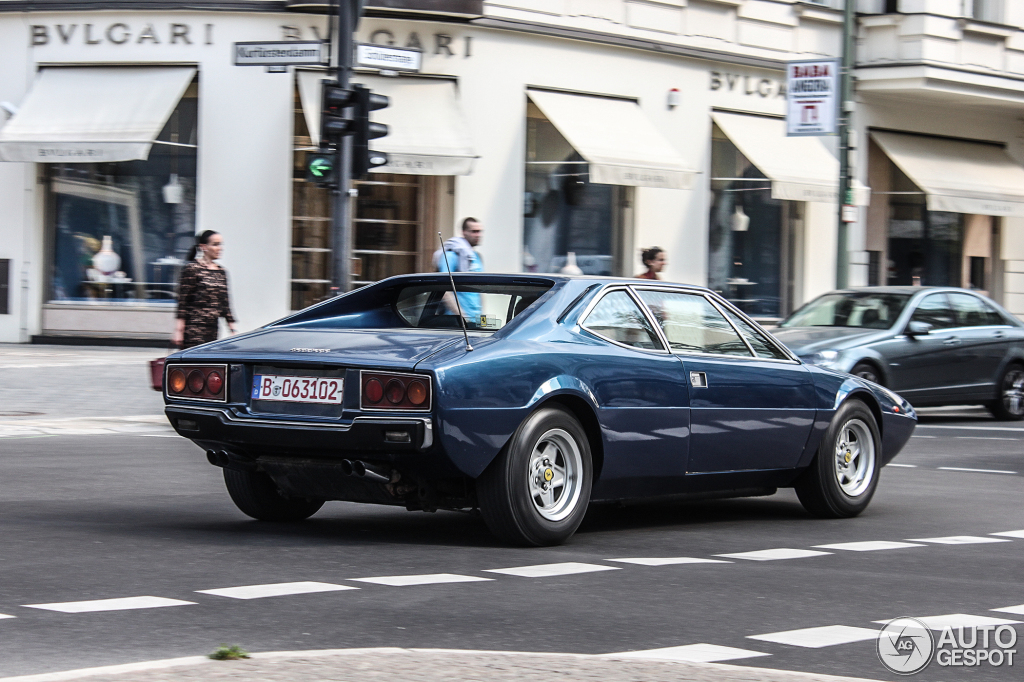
873, 613, 1022, 630
350, 574, 493, 587
606, 643, 770, 663
991, 529, 1024, 538
0, 613, 15, 620
24, 596, 196, 613
607, 557, 730, 566
813, 541, 924, 552
991, 604, 1024, 615
716, 548, 831, 561
748, 625, 881, 648
907, 535, 1011, 545
197, 582, 358, 600
484, 562, 620, 578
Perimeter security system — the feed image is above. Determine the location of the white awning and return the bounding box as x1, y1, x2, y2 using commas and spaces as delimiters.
872, 131, 1024, 217
0, 66, 196, 163
712, 111, 870, 205
527, 89, 697, 190
296, 69, 329, 148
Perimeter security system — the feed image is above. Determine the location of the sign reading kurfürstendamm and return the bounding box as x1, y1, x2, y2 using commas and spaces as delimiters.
786, 59, 838, 137
234, 41, 328, 66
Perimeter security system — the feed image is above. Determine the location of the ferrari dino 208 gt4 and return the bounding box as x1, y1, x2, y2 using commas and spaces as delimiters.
164, 274, 915, 545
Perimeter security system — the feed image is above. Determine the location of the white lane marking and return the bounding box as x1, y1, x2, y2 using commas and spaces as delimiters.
910, 435, 937, 438
0, 416, 171, 439
606, 643, 770, 663
992, 604, 1024, 615
0, 613, 15, 619
886, 463, 917, 468
954, 436, 1019, 441
813, 541, 925, 552
485, 562, 620, 578
907, 535, 1012, 545
715, 548, 831, 562
915, 424, 1024, 432
607, 557, 731, 566
991, 530, 1024, 538
23, 596, 196, 613
196, 582, 358, 600
938, 466, 1017, 475
137, 434, 180, 438
874, 614, 1021, 630
748, 625, 882, 648
350, 574, 493, 587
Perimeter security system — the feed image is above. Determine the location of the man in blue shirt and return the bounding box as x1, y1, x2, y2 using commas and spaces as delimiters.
434, 218, 483, 323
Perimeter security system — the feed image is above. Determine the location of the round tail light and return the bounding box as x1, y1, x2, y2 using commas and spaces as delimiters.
385, 379, 406, 404
187, 370, 206, 394
168, 369, 187, 394
206, 371, 224, 395
406, 380, 427, 406
364, 378, 384, 403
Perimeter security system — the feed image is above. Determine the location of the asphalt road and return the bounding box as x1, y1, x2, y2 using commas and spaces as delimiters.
0, 346, 1022, 681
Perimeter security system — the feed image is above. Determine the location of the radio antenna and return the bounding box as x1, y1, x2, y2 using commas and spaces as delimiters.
437, 232, 473, 352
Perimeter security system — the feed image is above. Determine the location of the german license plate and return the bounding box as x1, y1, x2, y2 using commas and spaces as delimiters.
251, 374, 343, 405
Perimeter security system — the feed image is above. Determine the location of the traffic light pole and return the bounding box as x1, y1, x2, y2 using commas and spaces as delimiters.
835, 0, 855, 290
332, 1, 355, 293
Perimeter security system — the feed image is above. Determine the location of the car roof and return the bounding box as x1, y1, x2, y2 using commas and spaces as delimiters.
374, 272, 712, 292
829, 286, 984, 296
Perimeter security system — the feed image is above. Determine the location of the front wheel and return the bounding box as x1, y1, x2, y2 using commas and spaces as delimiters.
477, 406, 593, 546
987, 364, 1024, 421
795, 400, 881, 519
223, 468, 324, 522
851, 362, 882, 386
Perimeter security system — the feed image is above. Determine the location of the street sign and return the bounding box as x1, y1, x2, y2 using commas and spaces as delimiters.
356, 44, 422, 72
234, 41, 329, 67
786, 58, 838, 136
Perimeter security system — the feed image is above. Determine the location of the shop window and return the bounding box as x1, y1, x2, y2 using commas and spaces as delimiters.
886, 163, 963, 287
352, 175, 429, 286
867, 250, 883, 286
969, 256, 987, 290
0, 259, 9, 315
708, 124, 797, 319
291, 86, 333, 311
45, 82, 198, 305
524, 102, 627, 277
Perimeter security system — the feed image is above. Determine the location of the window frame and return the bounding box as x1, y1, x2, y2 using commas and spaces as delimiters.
578, 285, 669, 354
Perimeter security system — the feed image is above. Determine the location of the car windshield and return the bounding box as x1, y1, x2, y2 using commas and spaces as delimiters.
780, 292, 911, 329
394, 283, 549, 331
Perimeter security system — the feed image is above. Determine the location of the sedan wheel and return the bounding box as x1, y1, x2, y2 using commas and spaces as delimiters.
850, 362, 881, 386
796, 400, 881, 518
478, 406, 592, 546
988, 364, 1024, 421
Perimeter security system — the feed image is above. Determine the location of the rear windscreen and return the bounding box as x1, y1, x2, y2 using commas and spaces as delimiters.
395, 284, 550, 331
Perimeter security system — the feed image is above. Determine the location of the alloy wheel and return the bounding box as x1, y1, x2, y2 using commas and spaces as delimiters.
527, 428, 583, 522
1003, 368, 1024, 418
833, 418, 876, 498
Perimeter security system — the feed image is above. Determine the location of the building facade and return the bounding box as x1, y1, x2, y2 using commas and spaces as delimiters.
1, 0, 1022, 344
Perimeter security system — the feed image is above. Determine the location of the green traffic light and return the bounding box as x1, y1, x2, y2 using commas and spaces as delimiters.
309, 157, 333, 178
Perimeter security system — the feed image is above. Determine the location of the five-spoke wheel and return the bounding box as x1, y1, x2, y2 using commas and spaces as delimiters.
832, 418, 876, 498
988, 364, 1024, 421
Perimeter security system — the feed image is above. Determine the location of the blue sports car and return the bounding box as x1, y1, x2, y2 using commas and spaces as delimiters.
163, 274, 916, 546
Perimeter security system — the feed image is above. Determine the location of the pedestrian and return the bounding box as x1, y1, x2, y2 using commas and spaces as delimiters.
636, 247, 666, 280
434, 218, 483, 322
171, 230, 236, 349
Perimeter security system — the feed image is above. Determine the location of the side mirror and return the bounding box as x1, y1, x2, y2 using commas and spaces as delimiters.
907, 321, 933, 337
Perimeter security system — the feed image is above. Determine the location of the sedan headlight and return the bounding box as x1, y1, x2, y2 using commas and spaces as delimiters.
809, 350, 841, 367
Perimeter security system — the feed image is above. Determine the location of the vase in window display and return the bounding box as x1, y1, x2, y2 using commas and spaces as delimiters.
560, 251, 584, 275
92, 235, 121, 276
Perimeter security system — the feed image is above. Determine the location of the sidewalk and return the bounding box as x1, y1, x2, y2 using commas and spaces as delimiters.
0, 648, 886, 682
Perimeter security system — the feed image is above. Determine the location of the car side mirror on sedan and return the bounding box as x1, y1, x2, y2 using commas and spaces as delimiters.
906, 321, 933, 337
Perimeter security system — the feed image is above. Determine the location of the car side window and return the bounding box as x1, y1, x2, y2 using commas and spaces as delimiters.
910, 294, 955, 330
718, 305, 790, 360
634, 290, 752, 357
582, 290, 665, 351
949, 292, 1005, 327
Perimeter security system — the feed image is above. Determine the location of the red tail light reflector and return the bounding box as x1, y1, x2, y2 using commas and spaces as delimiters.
361, 372, 431, 411
168, 369, 187, 394
165, 364, 228, 402
187, 370, 206, 393
206, 371, 224, 395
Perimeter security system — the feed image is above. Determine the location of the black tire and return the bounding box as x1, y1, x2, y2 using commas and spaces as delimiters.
987, 363, 1024, 421
851, 362, 883, 386
795, 400, 881, 519
223, 468, 324, 522
477, 406, 593, 546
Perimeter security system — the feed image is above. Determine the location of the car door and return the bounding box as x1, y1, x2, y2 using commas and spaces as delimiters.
577, 288, 692, 494
947, 292, 1015, 399
633, 288, 815, 473
892, 293, 964, 402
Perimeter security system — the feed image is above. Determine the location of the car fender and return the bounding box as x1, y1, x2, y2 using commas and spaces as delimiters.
842, 350, 891, 386
994, 349, 1024, 387
798, 374, 886, 470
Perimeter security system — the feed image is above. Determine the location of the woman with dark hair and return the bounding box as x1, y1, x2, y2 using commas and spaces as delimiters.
636, 247, 666, 280
171, 230, 236, 348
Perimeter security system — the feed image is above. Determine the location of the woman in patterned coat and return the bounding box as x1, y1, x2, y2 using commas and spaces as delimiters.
172, 230, 236, 348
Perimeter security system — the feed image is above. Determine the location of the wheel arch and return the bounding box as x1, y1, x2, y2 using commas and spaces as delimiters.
536, 394, 604, 485
842, 390, 884, 441
850, 357, 888, 386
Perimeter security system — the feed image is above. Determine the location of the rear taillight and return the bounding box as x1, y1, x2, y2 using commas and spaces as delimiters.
166, 364, 227, 402
361, 372, 431, 411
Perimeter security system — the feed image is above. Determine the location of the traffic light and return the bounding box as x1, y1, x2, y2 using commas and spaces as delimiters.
351, 84, 390, 178
305, 151, 336, 187
320, 82, 356, 146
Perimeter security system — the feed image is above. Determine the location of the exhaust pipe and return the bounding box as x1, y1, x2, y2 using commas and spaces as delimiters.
206, 450, 230, 467
352, 460, 391, 483
339, 459, 354, 476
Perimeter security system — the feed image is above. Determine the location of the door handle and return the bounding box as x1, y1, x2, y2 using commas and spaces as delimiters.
994, 331, 1006, 339
689, 371, 708, 388
943, 337, 961, 346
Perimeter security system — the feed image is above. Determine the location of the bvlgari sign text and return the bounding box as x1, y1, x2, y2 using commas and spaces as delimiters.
30, 23, 214, 46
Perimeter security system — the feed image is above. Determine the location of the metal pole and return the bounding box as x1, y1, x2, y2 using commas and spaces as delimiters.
332, 1, 354, 293
835, 0, 855, 290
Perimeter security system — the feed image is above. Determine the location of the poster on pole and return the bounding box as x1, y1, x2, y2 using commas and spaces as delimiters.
786, 58, 838, 136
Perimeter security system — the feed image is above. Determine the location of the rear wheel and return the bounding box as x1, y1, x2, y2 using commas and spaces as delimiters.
223, 468, 324, 522
987, 363, 1024, 421
795, 400, 881, 519
850, 362, 882, 386
477, 406, 592, 546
